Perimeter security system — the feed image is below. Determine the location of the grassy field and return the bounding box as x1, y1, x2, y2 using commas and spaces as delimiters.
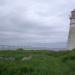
0, 49, 75, 75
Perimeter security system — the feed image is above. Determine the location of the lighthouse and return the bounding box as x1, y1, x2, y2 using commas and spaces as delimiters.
68, 9, 75, 50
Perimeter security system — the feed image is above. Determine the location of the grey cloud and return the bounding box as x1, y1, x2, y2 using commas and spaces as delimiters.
0, 0, 75, 49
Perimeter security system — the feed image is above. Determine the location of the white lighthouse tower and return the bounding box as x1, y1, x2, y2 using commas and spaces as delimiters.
68, 9, 75, 50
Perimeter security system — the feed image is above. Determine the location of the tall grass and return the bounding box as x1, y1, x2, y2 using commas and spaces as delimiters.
0, 49, 75, 75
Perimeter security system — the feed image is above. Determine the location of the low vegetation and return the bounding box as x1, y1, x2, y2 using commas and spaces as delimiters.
0, 49, 75, 75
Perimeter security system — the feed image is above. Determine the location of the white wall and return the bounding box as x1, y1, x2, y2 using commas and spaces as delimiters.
68, 19, 75, 50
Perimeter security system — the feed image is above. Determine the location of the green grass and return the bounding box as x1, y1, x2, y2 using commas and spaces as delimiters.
0, 49, 75, 75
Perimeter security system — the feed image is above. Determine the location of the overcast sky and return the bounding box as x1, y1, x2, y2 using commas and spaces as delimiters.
0, 0, 75, 49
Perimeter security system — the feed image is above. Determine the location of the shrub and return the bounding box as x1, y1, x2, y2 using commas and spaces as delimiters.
16, 48, 24, 51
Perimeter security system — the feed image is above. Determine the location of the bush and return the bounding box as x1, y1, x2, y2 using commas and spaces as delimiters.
16, 48, 24, 51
